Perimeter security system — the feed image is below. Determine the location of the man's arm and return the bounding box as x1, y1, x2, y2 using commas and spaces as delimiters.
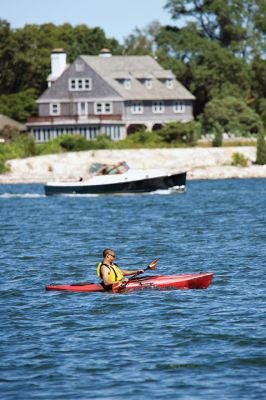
101, 265, 114, 285
121, 269, 144, 276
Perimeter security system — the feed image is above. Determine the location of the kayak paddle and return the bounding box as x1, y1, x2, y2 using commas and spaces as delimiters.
112, 258, 159, 293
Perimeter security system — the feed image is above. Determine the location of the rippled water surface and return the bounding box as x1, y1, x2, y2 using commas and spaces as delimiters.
1, 179, 265, 399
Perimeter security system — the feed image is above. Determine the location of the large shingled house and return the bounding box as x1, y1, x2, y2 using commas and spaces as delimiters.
27, 48, 195, 143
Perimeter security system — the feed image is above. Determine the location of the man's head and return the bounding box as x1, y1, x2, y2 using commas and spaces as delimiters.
103, 248, 116, 262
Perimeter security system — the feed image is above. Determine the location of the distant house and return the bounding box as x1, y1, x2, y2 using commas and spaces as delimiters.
27, 48, 195, 143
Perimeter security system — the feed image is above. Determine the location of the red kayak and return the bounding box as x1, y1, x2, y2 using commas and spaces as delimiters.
45, 272, 213, 292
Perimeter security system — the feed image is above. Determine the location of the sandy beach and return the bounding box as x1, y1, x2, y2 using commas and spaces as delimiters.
0, 146, 266, 183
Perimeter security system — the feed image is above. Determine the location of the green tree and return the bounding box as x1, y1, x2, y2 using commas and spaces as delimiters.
0, 19, 17, 93
124, 21, 161, 55
0, 21, 122, 96
0, 89, 37, 122
250, 56, 266, 125
0, 21, 122, 122
200, 96, 263, 136
164, 0, 266, 58
156, 1, 266, 119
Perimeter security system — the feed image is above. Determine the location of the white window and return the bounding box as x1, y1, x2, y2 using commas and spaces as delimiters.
152, 101, 165, 114
173, 101, 185, 113
69, 79, 76, 90
166, 79, 173, 89
94, 102, 113, 114
78, 102, 88, 116
145, 79, 152, 89
131, 101, 143, 114
50, 103, 60, 116
68, 78, 92, 91
124, 79, 131, 89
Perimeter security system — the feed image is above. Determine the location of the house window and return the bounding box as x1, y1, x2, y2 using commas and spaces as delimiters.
94, 102, 113, 114
145, 79, 152, 89
166, 79, 173, 89
131, 101, 143, 114
173, 101, 185, 113
152, 101, 164, 114
50, 103, 60, 116
124, 79, 131, 89
69, 78, 92, 91
70, 79, 76, 90
78, 102, 88, 116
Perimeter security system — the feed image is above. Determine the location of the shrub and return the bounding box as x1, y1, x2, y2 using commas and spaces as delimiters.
256, 131, 266, 165
37, 140, 62, 155
92, 134, 114, 149
0, 133, 37, 174
57, 134, 89, 151
231, 152, 248, 167
118, 130, 163, 148
212, 131, 223, 147
157, 121, 201, 144
0, 156, 9, 174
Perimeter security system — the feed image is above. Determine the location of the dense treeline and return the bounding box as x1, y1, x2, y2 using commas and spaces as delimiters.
127, 1, 266, 126
0, 0, 266, 163
0, 20, 122, 121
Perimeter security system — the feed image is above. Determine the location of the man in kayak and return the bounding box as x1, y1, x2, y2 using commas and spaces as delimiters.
97, 248, 144, 290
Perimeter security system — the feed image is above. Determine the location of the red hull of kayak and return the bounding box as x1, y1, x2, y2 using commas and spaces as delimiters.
45, 273, 213, 292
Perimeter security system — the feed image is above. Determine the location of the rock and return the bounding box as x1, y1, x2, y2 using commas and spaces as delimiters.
0, 147, 265, 183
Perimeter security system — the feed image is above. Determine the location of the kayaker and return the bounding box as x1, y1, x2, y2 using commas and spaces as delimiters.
97, 248, 144, 290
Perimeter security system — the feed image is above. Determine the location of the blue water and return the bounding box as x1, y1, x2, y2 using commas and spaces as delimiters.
1, 179, 265, 399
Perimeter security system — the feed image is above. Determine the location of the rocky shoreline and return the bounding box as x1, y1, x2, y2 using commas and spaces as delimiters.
0, 147, 266, 184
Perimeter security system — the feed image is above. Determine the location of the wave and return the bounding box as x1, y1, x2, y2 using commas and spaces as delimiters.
0, 193, 45, 198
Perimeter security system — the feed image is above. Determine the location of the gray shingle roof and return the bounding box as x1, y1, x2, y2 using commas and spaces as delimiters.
81, 55, 195, 101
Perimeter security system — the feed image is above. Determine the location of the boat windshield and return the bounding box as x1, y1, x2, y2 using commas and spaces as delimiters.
89, 161, 130, 175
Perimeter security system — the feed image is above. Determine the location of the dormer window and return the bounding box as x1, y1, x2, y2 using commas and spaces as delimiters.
166, 79, 173, 89
145, 79, 153, 89
124, 79, 131, 89
69, 78, 92, 91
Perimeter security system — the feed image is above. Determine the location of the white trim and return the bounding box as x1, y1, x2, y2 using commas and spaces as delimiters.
124, 79, 131, 89
49, 103, 60, 115
37, 97, 120, 103
152, 101, 165, 114
130, 101, 143, 114
68, 78, 92, 91
94, 102, 113, 114
145, 79, 153, 89
78, 102, 88, 116
173, 100, 185, 113
166, 79, 174, 89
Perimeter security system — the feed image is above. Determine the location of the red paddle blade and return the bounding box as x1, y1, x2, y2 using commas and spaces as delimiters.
148, 258, 159, 270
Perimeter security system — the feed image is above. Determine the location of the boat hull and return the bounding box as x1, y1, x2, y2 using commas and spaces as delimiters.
45, 272, 213, 292
44, 172, 187, 195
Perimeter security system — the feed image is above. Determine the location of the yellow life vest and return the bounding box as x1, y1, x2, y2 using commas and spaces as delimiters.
97, 262, 124, 283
